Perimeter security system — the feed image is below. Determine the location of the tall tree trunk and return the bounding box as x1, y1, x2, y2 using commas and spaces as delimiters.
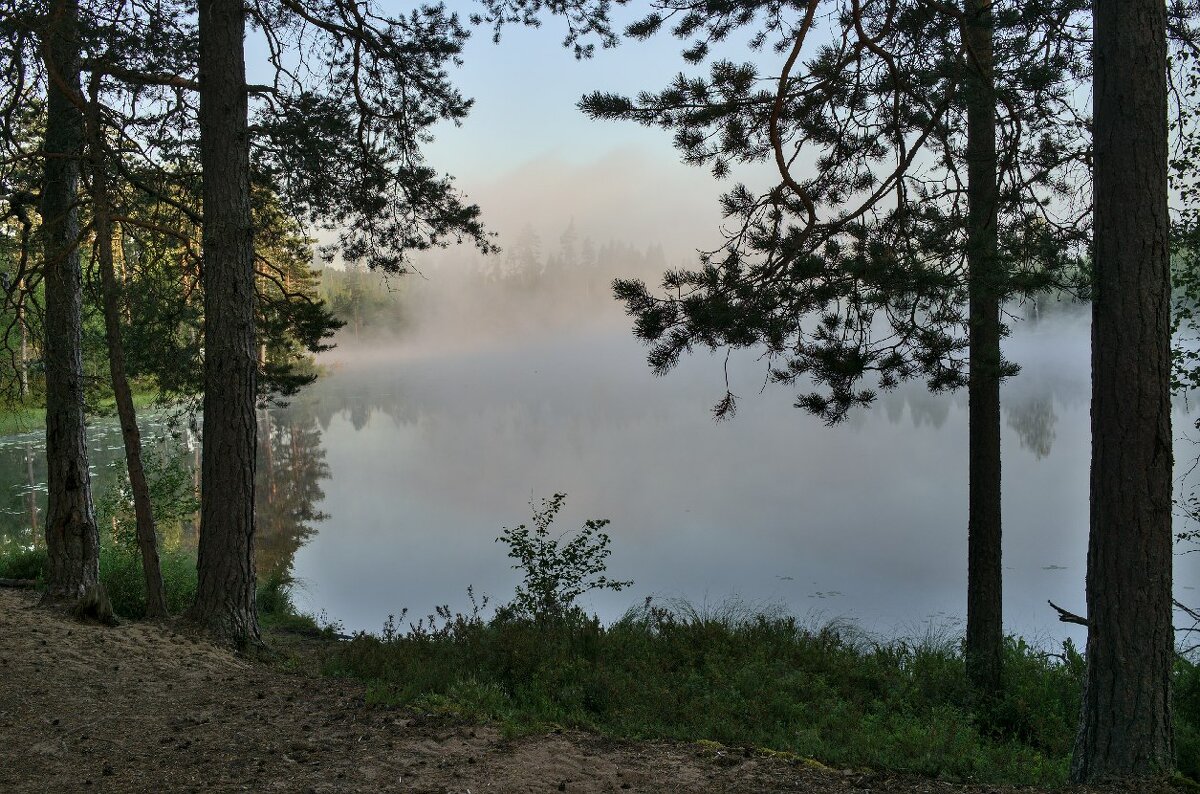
189, 0, 261, 646
963, 0, 1002, 697
86, 78, 169, 620
1070, 0, 1174, 781
40, 0, 99, 602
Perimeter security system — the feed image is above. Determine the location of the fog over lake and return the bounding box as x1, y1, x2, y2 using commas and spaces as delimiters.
270, 276, 1199, 644
2, 247, 1197, 646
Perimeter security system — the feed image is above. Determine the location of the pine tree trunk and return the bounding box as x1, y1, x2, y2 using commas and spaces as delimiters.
189, 0, 261, 646
40, 0, 100, 602
1070, 0, 1174, 781
963, 0, 1002, 697
87, 80, 169, 620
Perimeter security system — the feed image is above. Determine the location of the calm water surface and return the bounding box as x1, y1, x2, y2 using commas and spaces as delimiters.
3, 306, 1198, 644
280, 306, 1199, 644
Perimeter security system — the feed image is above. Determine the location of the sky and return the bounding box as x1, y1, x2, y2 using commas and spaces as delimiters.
240, 1, 747, 263
238, 3, 822, 264
336, 2, 742, 262
417, 1, 704, 178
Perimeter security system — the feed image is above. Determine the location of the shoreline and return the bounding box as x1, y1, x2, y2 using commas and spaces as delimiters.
0, 589, 1181, 793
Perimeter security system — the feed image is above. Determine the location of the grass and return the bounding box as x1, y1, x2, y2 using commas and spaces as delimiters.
323, 596, 1200, 787
0, 401, 45, 436
4, 538, 1198, 785
0, 387, 163, 437
0, 544, 316, 630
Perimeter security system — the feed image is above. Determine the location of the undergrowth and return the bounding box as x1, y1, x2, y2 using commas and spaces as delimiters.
320, 493, 1199, 786
0, 544, 312, 628
326, 597, 1099, 786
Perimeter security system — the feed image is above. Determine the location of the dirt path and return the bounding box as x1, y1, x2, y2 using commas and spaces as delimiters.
0, 590, 1174, 793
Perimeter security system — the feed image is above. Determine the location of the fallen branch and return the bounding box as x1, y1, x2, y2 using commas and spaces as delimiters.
1048, 600, 1088, 626
0, 578, 38, 589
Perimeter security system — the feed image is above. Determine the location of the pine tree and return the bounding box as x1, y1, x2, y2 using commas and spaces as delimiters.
485, 0, 1091, 695
1070, 0, 1175, 780
39, 0, 102, 605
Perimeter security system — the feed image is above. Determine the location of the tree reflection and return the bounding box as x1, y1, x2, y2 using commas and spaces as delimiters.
255, 406, 330, 581
0, 437, 43, 551
1006, 393, 1057, 460
877, 381, 1062, 459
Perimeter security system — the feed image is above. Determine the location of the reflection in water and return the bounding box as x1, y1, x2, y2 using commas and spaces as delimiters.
256, 407, 330, 581
0, 408, 331, 592
266, 310, 1196, 643
876, 307, 1091, 460
1007, 395, 1057, 460
1, 303, 1197, 646
0, 433, 45, 552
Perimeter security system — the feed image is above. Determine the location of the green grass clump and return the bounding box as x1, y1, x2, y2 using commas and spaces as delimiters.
325, 598, 1087, 786
257, 568, 322, 633
0, 545, 47, 581
0, 545, 316, 630
1, 544, 198, 618
0, 402, 45, 436
99, 544, 197, 618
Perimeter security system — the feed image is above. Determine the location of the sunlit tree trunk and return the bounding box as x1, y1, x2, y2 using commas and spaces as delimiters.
1070, 0, 1174, 782
189, 0, 261, 646
40, 0, 100, 602
963, 0, 1003, 698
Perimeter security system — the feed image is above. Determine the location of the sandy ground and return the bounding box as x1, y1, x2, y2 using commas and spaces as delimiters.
0, 589, 1178, 793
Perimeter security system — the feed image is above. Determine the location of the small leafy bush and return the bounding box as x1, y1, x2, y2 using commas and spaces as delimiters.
496, 493, 631, 620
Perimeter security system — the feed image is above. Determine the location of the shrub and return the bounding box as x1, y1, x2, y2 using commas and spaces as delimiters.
99, 544, 196, 618
0, 546, 47, 581
496, 493, 631, 620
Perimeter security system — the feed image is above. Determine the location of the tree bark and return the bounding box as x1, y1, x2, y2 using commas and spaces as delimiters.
86, 78, 169, 621
189, 0, 261, 646
40, 0, 100, 602
963, 0, 1003, 698
1070, 0, 1174, 782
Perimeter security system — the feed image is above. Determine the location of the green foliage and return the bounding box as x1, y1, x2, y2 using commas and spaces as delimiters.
496, 493, 631, 620
256, 568, 297, 619
316, 266, 409, 338
0, 401, 45, 436
247, 1, 495, 273
978, 638, 1085, 752
0, 544, 195, 618
502, 0, 1093, 421
0, 542, 323, 629
1172, 44, 1200, 394
0, 545, 45, 581
99, 544, 196, 619
95, 441, 199, 549
327, 598, 1094, 785
1179, 657, 1200, 781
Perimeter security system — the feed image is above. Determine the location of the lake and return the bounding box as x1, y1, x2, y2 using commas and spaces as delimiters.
3, 299, 1198, 646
